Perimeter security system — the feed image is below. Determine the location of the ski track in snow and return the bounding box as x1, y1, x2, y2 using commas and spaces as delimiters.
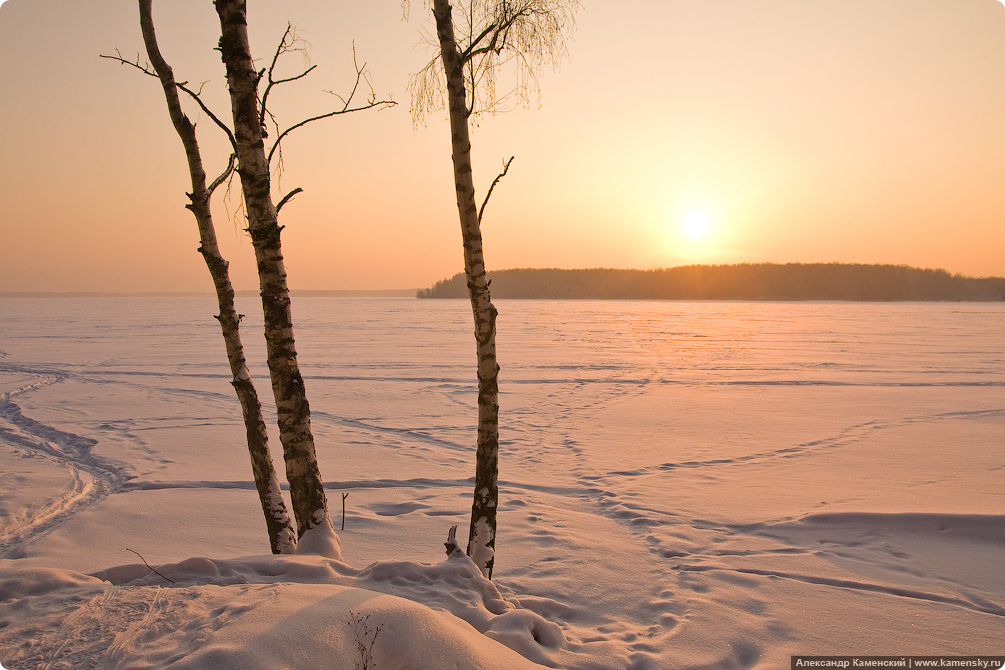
0, 361, 127, 553
596, 407, 1005, 478
483, 350, 1005, 655
674, 563, 1005, 617
1, 299, 1003, 668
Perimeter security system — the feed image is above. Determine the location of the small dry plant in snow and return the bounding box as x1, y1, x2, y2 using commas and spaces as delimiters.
347, 610, 382, 670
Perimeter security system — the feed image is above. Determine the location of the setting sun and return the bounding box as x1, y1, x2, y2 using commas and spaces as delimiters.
681, 210, 712, 241
661, 205, 736, 266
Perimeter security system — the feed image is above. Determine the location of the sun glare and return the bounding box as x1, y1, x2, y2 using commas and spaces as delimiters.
681, 210, 712, 241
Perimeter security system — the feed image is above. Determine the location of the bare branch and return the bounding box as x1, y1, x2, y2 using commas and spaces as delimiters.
265, 45, 396, 166
126, 548, 176, 584
99, 49, 159, 78
208, 153, 238, 196
273, 64, 318, 88
265, 98, 395, 167
258, 24, 293, 130
461, 4, 535, 63
275, 187, 303, 213
326, 43, 366, 109
478, 156, 515, 224
268, 24, 295, 79
101, 49, 237, 152
175, 82, 238, 152
260, 24, 317, 132
461, 21, 500, 63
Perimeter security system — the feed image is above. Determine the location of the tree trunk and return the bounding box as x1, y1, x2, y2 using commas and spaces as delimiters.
433, 0, 501, 579
214, 0, 338, 556
138, 0, 296, 554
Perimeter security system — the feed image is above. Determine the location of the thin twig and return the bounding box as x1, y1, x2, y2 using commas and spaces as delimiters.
478, 156, 515, 224
461, 5, 533, 63
100, 50, 159, 78
266, 97, 395, 167
175, 82, 238, 151
265, 44, 396, 167
100, 51, 237, 152
126, 548, 177, 584
260, 24, 317, 131
260, 23, 294, 129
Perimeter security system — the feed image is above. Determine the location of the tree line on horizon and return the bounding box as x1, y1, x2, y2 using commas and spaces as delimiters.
416, 264, 1005, 301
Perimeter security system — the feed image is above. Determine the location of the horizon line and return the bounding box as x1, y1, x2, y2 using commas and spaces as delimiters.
5, 262, 1005, 297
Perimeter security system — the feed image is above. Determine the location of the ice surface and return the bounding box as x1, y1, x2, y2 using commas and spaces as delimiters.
0, 297, 1002, 668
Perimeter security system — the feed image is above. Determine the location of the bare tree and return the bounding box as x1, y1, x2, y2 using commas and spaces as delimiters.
214, 0, 393, 556
410, 0, 578, 578
103, 0, 297, 554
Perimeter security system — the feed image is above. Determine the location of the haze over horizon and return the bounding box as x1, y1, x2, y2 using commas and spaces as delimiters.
2, 0, 1004, 293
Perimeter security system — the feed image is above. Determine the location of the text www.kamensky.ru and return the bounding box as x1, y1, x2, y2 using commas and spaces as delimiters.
792, 656, 1005, 669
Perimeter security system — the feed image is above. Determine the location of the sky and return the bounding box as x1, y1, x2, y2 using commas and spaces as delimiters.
1, 0, 1004, 293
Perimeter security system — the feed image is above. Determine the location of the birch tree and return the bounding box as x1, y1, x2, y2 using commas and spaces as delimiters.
213, 0, 331, 554
108, 0, 390, 556
410, 0, 578, 578
103, 0, 297, 554
214, 0, 392, 556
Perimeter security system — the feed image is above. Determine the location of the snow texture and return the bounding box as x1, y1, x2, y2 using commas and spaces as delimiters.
297, 512, 342, 560
0, 298, 1002, 669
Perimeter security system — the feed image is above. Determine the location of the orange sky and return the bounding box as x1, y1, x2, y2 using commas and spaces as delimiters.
1, 0, 1004, 292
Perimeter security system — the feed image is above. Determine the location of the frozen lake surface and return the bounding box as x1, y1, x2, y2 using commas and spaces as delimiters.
1, 297, 1002, 668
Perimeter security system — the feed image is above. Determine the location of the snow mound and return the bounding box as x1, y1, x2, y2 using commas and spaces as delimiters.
0, 551, 560, 670
294, 518, 343, 560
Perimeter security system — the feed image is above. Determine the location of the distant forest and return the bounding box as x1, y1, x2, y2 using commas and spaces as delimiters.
416, 264, 1005, 301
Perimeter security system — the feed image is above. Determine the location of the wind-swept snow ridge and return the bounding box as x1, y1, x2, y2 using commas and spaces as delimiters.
0, 551, 559, 669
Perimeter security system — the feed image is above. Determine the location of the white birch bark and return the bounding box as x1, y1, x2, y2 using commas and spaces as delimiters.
138, 0, 295, 554
433, 0, 501, 579
214, 0, 338, 555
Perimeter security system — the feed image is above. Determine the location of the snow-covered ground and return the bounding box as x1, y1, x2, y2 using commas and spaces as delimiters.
1, 297, 1002, 669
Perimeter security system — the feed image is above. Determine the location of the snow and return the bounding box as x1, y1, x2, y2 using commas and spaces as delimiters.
0, 297, 1003, 669
295, 516, 343, 560
0, 554, 547, 670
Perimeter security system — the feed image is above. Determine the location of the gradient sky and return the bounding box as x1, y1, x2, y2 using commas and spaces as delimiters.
1, 0, 1004, 292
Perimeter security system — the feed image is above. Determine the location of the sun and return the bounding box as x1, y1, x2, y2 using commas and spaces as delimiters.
681, 210, 712, 241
